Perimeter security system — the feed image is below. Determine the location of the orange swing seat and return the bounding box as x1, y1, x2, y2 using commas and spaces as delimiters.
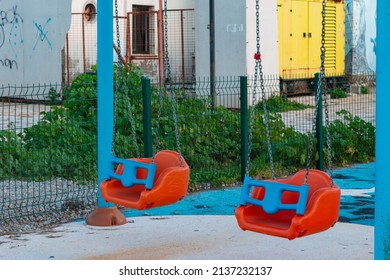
235, 169, 341, 240
100, 150, 189, 210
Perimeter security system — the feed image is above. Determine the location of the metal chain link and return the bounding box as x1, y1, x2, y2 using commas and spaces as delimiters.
160, 0, 183, 166
113, 0, 140, 158
245, 1, 260, 177
305, 74, 322, 184
163, 0, 172, 85
115, 0, 121, 57
304, 0, 333, 185
111, 0, 121, 157
246, 0, 275, 179
321, 0, 334, 183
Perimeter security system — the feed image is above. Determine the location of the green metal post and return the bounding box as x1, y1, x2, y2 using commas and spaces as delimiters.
142, 77, 153, 157
314, 72, 324, 170
240, 76, 249, 182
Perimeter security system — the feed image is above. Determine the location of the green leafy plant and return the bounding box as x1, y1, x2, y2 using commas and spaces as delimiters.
0, 67, 376, 191
330, 88, 347, 99
360, 85, 369, 94
255, 95, 313, 112
329, 110, 375, 166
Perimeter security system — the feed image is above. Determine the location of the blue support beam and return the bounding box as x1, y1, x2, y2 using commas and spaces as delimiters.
97, 0, 114, 208
375, 0, 390, 260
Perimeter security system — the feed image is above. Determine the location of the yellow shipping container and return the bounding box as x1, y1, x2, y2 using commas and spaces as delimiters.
277, 0, 345, 78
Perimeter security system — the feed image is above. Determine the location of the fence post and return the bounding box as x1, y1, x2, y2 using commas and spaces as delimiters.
142, 77, 153, 157
314, 72, 324, 171
240, 76, 249, 182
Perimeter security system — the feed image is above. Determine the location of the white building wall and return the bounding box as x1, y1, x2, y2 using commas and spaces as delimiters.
195, 0, 279, 78
69, 0, 161, 80
0, 0, 71, 88
194, 0, 279, 107
345, 0, 377, 73
246, 0, 279, 77
168, 0, 194, 9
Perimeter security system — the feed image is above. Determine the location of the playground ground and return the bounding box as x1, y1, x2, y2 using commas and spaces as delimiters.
0, 163, 375, 260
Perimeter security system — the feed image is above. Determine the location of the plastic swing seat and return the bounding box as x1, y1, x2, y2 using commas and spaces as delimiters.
100, 150, 190, 210
235, 169, 341, 240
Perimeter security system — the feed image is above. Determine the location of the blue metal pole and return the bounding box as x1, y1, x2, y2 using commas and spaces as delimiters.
375, 0, 390, 260
97, 0, 114, 208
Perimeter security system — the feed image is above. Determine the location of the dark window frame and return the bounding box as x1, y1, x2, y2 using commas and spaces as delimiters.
132, 5, 153, 54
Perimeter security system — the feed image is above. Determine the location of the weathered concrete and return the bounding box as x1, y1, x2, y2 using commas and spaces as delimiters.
0, 216, 373, 260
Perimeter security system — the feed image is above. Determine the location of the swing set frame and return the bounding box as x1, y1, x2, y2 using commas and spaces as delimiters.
87, 0, 390, 260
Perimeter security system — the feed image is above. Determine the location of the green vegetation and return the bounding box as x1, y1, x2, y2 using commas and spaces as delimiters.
255, 95, 313, 112
329, 110, 375, 165
360, 85, 369, 94
330, 87, 348, 99
0, 67, 376, 191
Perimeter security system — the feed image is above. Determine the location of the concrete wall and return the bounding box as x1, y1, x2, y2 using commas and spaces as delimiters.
168, 0, 194, 9
195, 0, 246, 79
0, 0, 71, 88
195, 0, 279, 78
246, 0, 279, 77
195, 0, 279, 107
345, 0, 377, 73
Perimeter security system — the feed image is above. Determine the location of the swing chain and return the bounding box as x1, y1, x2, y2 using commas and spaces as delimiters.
305, 0, 333, 184
247, 0, 275, 179
305, 74, 322, 184
321, 2, 333, 182
111, 0, 121, 157
156, 0, 183, 166
113, 0, 140, 158
246, 0, 261, 177
115, 0, 121, 57
163, 0, 172, 84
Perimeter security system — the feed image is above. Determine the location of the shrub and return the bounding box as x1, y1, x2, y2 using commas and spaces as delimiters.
0, 68, 376, 191
329, 110, 375, 166
330, 87, 347, 99
255, 95, 313, 112
360, 85, 369, 94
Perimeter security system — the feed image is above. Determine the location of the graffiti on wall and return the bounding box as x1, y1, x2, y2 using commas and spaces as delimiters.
345, 0, 377, 73
0, 0, 71, 87
0, 5, 23, 69
33, 18, 53, 51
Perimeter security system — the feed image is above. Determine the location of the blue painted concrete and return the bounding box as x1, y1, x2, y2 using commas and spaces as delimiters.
123, 163, 375, 226
97, 0, 114, 208
375, 0, 390, 260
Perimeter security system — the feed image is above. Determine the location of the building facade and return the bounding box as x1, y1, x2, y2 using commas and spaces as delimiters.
0, 0, 71, 89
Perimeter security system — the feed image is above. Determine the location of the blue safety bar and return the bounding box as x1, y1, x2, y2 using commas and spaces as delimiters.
239, 176, 310, 215
109, 157, 157, 190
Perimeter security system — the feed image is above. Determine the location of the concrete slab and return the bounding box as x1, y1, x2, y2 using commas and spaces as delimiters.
0, 216, 374, 260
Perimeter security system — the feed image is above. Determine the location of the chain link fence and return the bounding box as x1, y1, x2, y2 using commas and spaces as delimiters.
0, 71, 376, 233
0, 84, 97, 233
